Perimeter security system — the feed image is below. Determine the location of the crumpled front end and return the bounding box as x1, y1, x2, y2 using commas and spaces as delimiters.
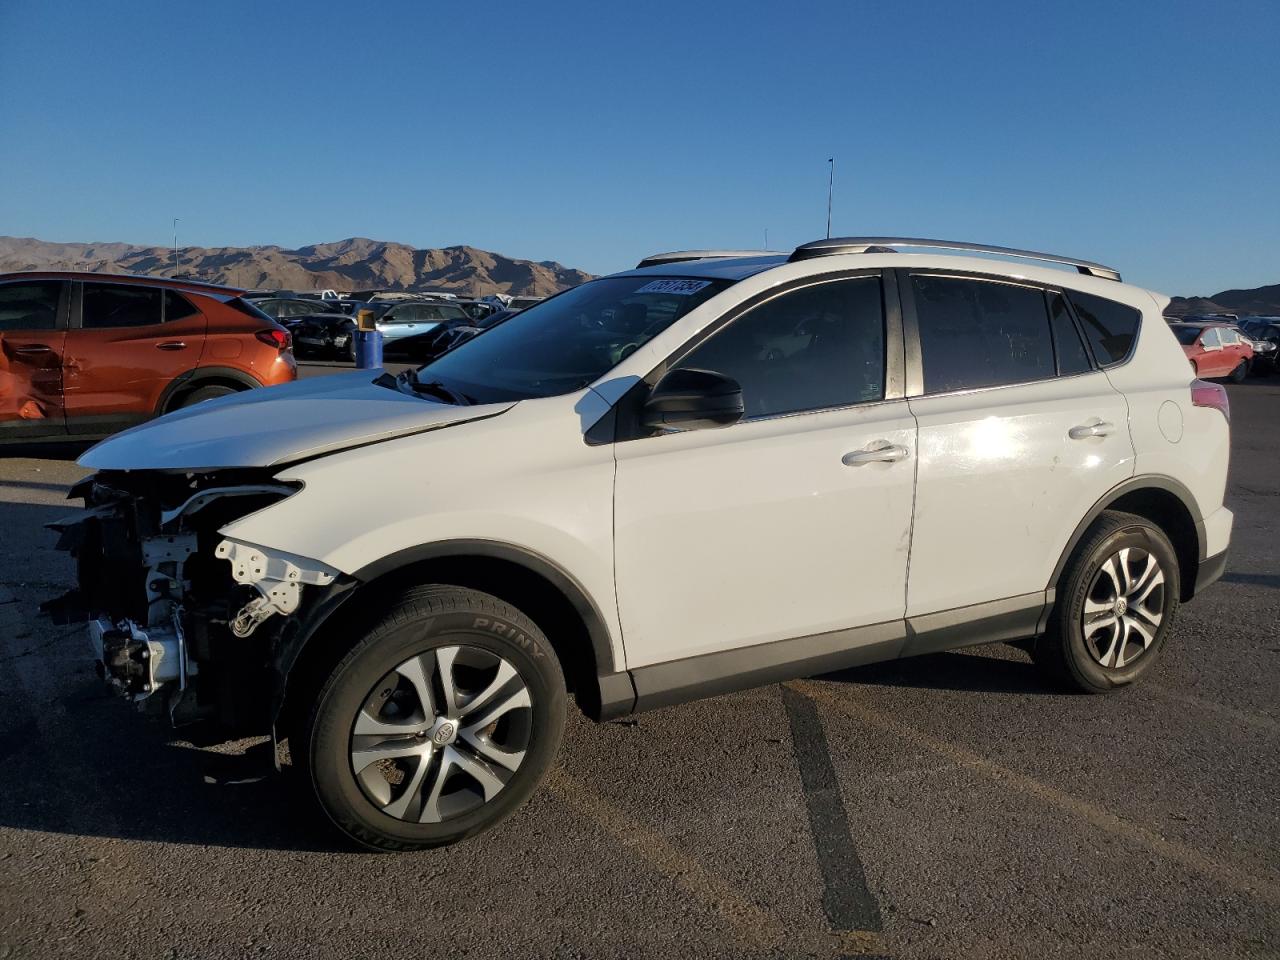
44, 469, 346, 728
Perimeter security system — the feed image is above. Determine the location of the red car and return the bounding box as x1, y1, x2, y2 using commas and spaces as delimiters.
0, 272, 296, 441
1170, 321, 1254, 382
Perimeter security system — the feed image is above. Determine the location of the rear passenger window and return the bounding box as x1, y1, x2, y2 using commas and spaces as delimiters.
163, 290, 198, 322
82, 283, 162, 328
1048, 294, 1092, 376
912, 276, 1055, 393
0, 281, 61, 332
673, 276, 884, 419
1067, 291, 1141, 366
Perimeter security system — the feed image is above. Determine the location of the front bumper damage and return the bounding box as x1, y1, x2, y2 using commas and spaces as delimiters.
43, 470, 343, 729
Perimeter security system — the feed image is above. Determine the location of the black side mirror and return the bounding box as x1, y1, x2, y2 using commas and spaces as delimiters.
641, 367, 744, 432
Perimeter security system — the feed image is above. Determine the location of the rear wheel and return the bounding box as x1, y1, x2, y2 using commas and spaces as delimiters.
1035, 510, 1179, 693
299, 585, 566, 851
178, 384, 237, 407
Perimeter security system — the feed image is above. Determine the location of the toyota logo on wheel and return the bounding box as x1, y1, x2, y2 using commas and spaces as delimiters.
432, 722, 456, 746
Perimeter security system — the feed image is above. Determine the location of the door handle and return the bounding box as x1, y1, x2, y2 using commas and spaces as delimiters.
155, 341, 187, 351
1068, 420, 1114, 440
12, 344, 52, 355
842, 441, 909, 466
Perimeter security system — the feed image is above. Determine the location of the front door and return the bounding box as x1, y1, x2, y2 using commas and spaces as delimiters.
0, 279, 69, 439
613, 274, 917, 668
63, 281, 208, 435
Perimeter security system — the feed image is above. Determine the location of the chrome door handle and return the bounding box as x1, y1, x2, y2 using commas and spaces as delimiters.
156, 341, 187, 351
1069, 420, 1114, 439
13, 344, 52, 354
842, 441, 909, 466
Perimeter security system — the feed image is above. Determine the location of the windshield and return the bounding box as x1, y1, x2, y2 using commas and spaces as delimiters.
1172, 326, 1204, 345
419, 276, 730, 401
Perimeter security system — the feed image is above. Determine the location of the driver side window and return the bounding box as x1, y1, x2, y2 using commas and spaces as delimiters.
671, 276, 885, 419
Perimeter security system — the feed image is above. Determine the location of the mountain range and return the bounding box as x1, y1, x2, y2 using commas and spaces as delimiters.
1164, 284, 1280, 318
1, 235, 1277, 315
0, 236, 594, 298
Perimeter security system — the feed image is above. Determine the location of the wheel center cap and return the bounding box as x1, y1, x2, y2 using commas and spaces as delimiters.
1114, 597, 1128, 616
430, 719, 458, 746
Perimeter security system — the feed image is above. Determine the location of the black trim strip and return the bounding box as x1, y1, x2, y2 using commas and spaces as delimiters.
902, 592, 1046, 658
351, 539, 619, 678
1047, 474, 1205, 589
629, 621, 906, 713
1193, 549, 1228, 595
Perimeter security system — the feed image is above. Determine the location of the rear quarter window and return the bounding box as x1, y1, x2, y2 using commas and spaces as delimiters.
1068, 291, 1141, 366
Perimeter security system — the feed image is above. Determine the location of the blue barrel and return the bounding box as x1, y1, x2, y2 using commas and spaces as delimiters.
354, 328, 383, 368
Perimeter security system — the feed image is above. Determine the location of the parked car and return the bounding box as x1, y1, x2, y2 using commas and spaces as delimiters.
0, 271, 294, 441
1239, 318, 1280, 373
49, 237, 1231, 851
1170, 322, 1254, 381
375, 300, 471, 349
507, 296, 544, 311
285, 313, 358, 361
457, 299, 501, 322
253, 297, 346, 322
385, 306, 517, 362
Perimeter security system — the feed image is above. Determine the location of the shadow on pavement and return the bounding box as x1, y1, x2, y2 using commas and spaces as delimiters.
0, 657, 350, 852
822, 645, 1055, 696
0, 440, 94, 461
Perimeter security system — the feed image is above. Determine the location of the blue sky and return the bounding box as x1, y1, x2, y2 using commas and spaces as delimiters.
1, 0, 1276, 295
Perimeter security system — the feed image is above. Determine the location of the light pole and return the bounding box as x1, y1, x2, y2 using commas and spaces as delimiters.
826, 158, 834, 239
172, 218, 180, 274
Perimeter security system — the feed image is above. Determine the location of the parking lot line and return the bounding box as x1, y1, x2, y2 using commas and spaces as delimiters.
792, 679, 1280, 909
546, 767, 885, 957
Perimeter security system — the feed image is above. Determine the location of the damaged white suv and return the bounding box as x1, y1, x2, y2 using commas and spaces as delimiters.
48, 238, 1232, 850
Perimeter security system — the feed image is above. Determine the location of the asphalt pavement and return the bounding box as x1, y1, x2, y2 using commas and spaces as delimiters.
0, 365, 1276, 959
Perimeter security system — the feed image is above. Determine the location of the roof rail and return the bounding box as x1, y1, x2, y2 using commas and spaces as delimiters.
787, 237, 1122, 282
636, 249, 776, 270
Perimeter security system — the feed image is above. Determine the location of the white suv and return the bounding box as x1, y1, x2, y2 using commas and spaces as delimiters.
49, 238, 1233, 850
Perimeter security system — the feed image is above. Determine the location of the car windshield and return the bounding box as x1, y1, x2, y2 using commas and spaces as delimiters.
1172, 326, 1204, 345
418, 276, 731, 402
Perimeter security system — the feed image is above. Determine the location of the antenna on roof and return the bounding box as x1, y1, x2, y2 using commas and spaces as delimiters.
825, 158, 834, 239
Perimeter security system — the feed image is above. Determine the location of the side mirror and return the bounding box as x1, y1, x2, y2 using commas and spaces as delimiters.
642, 367, 744, 432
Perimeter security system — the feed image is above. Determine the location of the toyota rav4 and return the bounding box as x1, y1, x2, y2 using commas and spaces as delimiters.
45, 238, 1232, 850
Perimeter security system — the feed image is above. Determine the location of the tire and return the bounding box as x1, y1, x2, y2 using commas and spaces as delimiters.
1034, 510, 1180, 693
1229, 360, 1248, 383
299, 585, 566, 851
178, 384, 238, 407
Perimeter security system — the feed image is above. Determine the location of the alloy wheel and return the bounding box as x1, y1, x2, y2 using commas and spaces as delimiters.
349, 645, 532, 823
1082, 546, 1166, 669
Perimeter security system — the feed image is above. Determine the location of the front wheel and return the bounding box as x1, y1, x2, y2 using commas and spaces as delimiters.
1035, 510, 1180, 693
1229, 360, 1248, 383
299, 585, 566, 851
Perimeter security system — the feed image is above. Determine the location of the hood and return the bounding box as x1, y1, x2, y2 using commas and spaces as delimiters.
80, 371, 514, 471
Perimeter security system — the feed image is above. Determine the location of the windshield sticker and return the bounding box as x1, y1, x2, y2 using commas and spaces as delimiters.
634, 279, 713, 296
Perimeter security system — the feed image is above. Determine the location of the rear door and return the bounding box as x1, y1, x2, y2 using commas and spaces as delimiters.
63, 281, 209, 435
1197, 327, 1231, 377
901, 272, 1135, 621
0, 279, 69, 438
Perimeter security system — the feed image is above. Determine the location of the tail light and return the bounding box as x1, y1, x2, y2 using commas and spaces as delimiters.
256, 328, 291, 351
1190, 379, 1229, 421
